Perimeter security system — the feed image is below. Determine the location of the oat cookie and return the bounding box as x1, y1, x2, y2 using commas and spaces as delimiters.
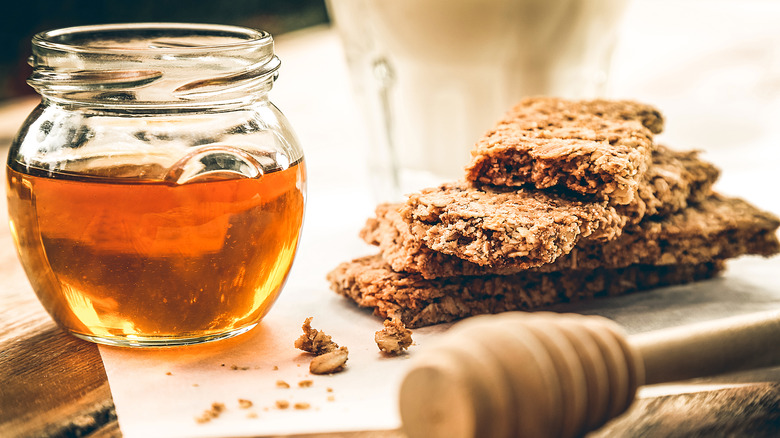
367, 145, 722, 276
327, 256, 723, 328
465, 97, 664, 204
363, 194, 779, 279
618, 145, 720, 223
401, 182, 625, 269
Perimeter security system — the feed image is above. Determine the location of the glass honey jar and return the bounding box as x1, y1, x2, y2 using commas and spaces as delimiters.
6, 23, 306, 347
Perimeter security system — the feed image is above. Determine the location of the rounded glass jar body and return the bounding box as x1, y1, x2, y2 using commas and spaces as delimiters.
6, 23, 306, 347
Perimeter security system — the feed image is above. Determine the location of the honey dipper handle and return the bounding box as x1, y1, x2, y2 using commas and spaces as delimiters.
630, 309, 780, 385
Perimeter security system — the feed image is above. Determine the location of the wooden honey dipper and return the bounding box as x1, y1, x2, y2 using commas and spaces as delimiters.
399, 310, 780, 438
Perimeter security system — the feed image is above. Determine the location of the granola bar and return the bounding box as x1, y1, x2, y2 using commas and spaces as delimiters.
401, 182, 626, 269
366, 145, 715, 274
364, 194, 779, 279
327, 256, 723, 328
465, 97, 663, 204
619, 145, 720, 223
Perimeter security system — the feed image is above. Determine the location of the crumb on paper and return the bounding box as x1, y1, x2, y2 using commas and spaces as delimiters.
195, 402, 225, 424
294, 317, 339, 355
310, 346, 349, 375
276, 380, 290, 389
230, 364, 249, 371
165, 371, 172, 376
294, 317, 350, 375
326, 387, 333, 393
247, 412, 258, 419
238, 399, 253, 409
192, 383, 199, 387
375, 318, 413, 355
275, 400, 290, 409
273, 365, 279, 371
327, 395, 335, 402
294, 402, 311, 410
298, 379, 313, 388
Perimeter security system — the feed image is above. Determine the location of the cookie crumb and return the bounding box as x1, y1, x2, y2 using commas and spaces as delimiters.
195, 402, 225, 424
230, 364, 249, 371
326, 387, 333, 393
247, 412, 258, 419
275, 400, 290, 409
310, 346, 349, 375
165, 371, 172, 376
375, 318, 413, 355
273, 365, 279, 371
276, 380, 290, 389
238, 399, 253, 409
327, 395, 335, 402
294, 317, 339, 355
298, 380, 313, 388
192, 384, 199, 387
294, 402, 311, 410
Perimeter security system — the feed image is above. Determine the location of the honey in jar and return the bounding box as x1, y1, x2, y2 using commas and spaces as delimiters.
7, 23, 306, 346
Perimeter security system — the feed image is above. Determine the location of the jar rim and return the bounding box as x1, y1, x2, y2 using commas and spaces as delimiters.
29, 22, 279, 107
32, 22, 272, 55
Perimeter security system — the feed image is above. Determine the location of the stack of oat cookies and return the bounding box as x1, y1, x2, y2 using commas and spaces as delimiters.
327, 98, 780, 328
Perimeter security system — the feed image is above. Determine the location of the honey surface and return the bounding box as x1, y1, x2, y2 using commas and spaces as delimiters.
6, 160, 305, 343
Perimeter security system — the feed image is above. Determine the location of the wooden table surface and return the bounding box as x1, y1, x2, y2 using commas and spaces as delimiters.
3, 2, 780, 436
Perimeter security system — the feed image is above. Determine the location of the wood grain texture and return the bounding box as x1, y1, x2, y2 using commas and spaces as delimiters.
591, 383, 780, 437
0, 326, 117, 437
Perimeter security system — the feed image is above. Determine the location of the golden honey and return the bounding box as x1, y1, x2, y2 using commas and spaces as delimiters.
6, 160, 305, 345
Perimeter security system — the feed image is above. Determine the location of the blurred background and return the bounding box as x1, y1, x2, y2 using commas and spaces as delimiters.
0, 0, 329, 101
